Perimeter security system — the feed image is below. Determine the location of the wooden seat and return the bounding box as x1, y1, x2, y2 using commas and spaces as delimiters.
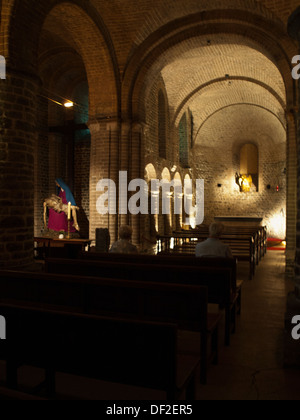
0, 304, 200, 400
44, 257, 236, 345
0, 270, 220, 385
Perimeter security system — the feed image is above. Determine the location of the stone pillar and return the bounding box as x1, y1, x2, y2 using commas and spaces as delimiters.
88, 118, 120, 245
130, 123, 143, 247
285, 7, 300, 366
285, 110, 298, 276
107, 120, 121, 244
0, 70, 38, 268
119, 122, 131, 228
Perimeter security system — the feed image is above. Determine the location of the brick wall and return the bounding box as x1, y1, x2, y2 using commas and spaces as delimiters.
0, 71, 38, 267
191, 104, 287, 238
1, 0, 298, 263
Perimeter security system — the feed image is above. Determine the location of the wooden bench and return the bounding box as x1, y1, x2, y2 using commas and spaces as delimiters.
0, 387, 47, 400
0, 270, 220, 385
173, 223, 267, 261
158, 233, 256, 280
79, 251, 243, 318
0, 303, 200, 400
44, 257, 236, 346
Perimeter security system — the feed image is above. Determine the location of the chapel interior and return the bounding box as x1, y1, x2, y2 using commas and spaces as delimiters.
0, 0, 300, 401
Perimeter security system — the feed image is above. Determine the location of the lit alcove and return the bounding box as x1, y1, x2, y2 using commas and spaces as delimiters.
238, 143, 259, 192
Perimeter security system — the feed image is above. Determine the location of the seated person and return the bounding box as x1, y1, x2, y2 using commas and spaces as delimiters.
195, 223, 233, 258
110, 225, 139, 254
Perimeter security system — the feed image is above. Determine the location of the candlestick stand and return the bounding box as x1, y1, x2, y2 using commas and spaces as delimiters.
67, 220, 71, 239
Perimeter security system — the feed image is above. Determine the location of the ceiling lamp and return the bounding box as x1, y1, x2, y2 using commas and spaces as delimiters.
64, 101, 74, 108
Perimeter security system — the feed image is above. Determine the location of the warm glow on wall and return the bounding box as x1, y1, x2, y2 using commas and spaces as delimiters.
268, 209, 286, 240
236, 173, 253, 192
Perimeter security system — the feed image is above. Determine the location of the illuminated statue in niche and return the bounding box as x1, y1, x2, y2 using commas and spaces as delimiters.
43, 178, 80, 238
236, 173, 253, 193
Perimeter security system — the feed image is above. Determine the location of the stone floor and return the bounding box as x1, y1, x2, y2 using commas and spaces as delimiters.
196, 250, 300, 400
1, 250, 300, 400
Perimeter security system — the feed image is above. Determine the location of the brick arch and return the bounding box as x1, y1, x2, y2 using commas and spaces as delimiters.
198, 103, 286, 147
174, 77, 286, 128
123, 11, 297, 120
131, 0, 285, 48
195, 103, 286, 145
161, 167, 171, 182
145, 163, 157, 182
6, 0, 120, 117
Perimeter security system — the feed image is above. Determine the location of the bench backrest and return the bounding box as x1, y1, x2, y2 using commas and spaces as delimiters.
0, 271, 208, 331
45, 258, 233, 304
0, 303, 178, 391
79, 251, 236, 270
79, 252, 237, 286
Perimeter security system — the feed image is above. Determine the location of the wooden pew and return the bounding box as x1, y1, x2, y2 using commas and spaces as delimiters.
78, 252, 243, 320
158, 233, 256, 280
0, 270, 220, 385
0, 303, 200, 400
173, 223, 267, 261
44, 257, 236, 346
0, 387, 47, 400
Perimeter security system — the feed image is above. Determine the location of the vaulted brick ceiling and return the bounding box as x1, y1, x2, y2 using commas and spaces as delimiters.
159, 34, 285, 121
141, 32, 286, 146
31, 0, 297, 135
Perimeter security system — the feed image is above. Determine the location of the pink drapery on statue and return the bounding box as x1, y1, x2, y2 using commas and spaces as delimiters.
48, 189, 76, 233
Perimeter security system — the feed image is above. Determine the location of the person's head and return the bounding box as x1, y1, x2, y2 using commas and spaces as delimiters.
209, 222, 224, 238
119, 225, 133, 241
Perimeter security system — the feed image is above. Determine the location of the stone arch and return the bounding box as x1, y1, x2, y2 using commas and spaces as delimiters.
122, 9, 296, 262
123, 12, 296, 120
143, 164, 158, 244
7, 0, 120, 117
145, 163, 157, 182
161, 167, 171, 182
174, 77, 286, 129
131, 0, 285, 48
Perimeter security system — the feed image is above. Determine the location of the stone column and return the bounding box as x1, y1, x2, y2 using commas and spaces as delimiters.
119, 122, 131, 228
130, 123, 143, 247
88, 117, 120, 245
285, 7, 300, 366
107, 120, 121, 244
0, 69, 38, 268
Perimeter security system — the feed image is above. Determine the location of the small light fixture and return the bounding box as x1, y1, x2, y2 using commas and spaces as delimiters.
171, 165, 177, 173
225, 74, 232, 86
64, 101, 74, 108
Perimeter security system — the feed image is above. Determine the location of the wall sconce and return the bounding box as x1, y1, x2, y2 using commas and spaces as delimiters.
64, 101, 74, 108
171, 165, 177, 173
225, 74, 232, 86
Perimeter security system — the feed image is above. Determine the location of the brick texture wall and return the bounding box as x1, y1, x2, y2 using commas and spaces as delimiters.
0, 0, 299, 264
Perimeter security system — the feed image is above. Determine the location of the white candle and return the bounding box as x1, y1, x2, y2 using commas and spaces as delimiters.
68, 202, 71, 220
